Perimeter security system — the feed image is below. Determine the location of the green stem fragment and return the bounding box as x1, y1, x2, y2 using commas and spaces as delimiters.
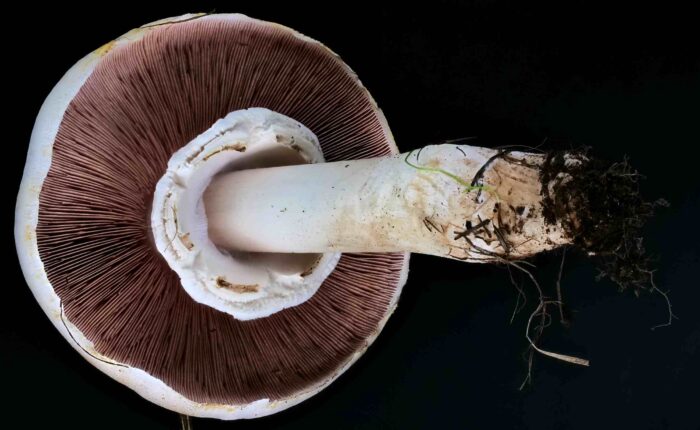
403, 149, 490, 194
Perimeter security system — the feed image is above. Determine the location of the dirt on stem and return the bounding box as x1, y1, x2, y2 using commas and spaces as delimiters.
408, 144, 671, 386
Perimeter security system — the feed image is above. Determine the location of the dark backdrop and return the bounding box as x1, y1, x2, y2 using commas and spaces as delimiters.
4, 2, 698, 429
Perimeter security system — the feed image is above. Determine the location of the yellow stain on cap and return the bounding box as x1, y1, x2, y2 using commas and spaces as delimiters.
94, 40, 116, 57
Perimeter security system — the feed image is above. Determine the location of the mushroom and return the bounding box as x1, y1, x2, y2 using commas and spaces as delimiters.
17, 13, 408, 420
16, 12, 654, 421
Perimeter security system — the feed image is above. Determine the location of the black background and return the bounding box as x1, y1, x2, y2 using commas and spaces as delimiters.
4, 2, 699, 429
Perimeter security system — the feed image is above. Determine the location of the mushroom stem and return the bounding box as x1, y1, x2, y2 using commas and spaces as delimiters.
205, 144, 573, 261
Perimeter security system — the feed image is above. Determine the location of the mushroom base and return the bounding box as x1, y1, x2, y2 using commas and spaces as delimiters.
151, 108, 340, 320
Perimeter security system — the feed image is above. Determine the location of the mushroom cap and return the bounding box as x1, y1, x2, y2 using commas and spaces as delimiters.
16, 14, 409, 419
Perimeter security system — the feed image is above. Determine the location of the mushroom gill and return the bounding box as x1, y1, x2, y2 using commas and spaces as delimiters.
36, 16, 405, 404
